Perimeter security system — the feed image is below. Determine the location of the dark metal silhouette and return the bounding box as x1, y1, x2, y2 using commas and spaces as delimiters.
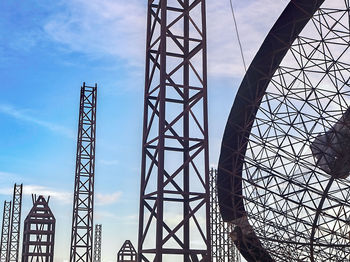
93, 225, 101, 262
21, 195, 55, 262
117, 240, 137, 262
7, 184, 23, 262
218, 0, 350, 261
209, 169, 240, 262
137, 0, 210, 260
0, 201, 11, 262
70, 83, 97, 262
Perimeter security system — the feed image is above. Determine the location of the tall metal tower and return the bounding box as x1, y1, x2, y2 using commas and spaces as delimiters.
209, 169, 240, 262
22, 195, 56, 262
0, 201, 11, 262
138, 0, 210, 261
70, 83, 97, 262
93, 224, 101, 262
7, 184, 23, 262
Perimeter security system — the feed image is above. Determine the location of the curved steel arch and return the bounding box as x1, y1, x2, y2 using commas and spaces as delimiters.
218, 0, 324, 221
215, 0, 350, 261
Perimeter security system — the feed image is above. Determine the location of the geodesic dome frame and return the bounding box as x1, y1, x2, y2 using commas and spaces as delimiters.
218, 0, 350, 261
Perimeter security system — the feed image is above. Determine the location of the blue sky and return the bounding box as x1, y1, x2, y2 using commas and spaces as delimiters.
0, 0, 287, 261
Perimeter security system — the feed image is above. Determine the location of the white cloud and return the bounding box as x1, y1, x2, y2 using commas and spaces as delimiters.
44, 0, 146, 67
0, 104, 74, 138
96, 191, 122, 206
207, 0, 287, 78
0, 184, 72, 203
0, 171, 22, 183
42, 0, 288, 78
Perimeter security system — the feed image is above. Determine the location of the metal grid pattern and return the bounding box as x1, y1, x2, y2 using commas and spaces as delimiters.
209, 169, 240, 262
218, 0, 350, 261
0, 201, 11, 262
22, 195, 55, 262
93, 225, 102, 262
8, 184, 23, 262
70, 83, 97, 262
118, 240, 137, 262
137, 0, 210, 261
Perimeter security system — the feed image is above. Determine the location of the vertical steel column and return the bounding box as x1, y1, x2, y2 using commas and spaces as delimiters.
21, 195, 56, 262
0, 201, 11, 262
210, 169, 240, 262
93, 225, 102, 262
138, 0, 210, 261
70, 83, 97, 262
7, 184, 23, 262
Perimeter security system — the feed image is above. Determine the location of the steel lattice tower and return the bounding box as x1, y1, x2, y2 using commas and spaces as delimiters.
138, 0, 210, 261
22, 195, 56, 262
209, 169, 240, 262
7, 184, 23, 262
93, 225, 101, 262
0, 201, 11, 262
70, 83, 97, 262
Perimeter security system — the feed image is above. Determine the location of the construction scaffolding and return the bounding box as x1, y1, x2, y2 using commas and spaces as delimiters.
21, 195, 55, 262
7, 184, 23, 262
117, 240, 137, 262
0, 201, 11, 262
137, 0, 210, 260
93, 225, 102, 262
210, 169, 240, 262
70, 83, 97, 262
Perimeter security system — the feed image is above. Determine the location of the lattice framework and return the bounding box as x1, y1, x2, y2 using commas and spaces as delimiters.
209, 169, 240, 262
138, 0, 210, 261
219, 0, 350, 261
70, 83, 97, 262
0, 201, 11, 262
22, 195, 55, 262
7, 184, 22, 262
118, 240, 137, 262
93, 224, 101, 262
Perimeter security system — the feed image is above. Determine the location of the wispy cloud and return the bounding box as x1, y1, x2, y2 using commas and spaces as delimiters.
42, 0, 288, 78
44, 0, 146, 67
207, 0, 287, 78
0, 104, 74, 138
96, 191, 122, 206
0, 184, 72, 203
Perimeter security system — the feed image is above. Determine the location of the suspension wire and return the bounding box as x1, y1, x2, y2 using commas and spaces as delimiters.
229, 0, 247, 72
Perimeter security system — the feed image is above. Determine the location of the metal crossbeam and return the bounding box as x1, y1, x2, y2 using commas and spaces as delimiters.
70, 83, 97, 262
93, 225, 101, 262
138, 0, 210, 261
7, 184, 23, 262
0, 201, 11, 262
